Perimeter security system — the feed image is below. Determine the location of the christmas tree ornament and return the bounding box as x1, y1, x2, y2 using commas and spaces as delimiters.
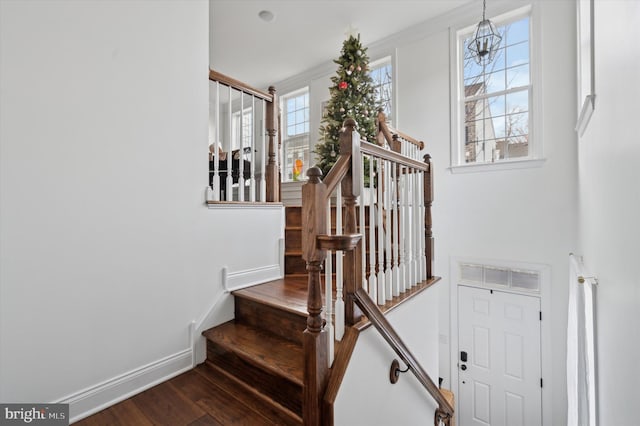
315, 33, 379, 178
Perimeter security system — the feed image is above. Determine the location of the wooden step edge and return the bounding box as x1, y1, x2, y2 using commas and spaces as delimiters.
203, 323, 304, 386
198, 362, 303, 425
231, 291, 308, 318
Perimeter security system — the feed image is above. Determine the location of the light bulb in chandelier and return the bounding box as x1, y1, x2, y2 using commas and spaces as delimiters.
468, 0, 502, 66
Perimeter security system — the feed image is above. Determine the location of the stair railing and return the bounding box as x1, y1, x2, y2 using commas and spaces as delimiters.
353, 287, 454, 426
208, 68, 280, 203
302, 118, 447, 425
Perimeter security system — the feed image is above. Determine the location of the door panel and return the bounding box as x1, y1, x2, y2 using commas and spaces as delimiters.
458, 286, 541, 426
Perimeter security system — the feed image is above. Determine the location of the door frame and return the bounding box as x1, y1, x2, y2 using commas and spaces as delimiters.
449, 256, 552, 426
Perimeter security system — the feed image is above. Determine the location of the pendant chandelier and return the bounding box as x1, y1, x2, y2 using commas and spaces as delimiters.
468, 0, 502, 66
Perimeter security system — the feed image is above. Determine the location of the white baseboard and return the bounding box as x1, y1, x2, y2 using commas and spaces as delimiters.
224, 263, 282, 292
60, 348, 193, 424
192, 263, 283, 365
60, 264, 283, 423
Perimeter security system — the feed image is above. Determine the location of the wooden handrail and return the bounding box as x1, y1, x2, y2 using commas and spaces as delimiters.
209, 68, 274, 102
208, 68, 280, 203
322, 154, 352, 198
353, 287, 454, 424
361, 140, 428, 171
377, 110, 424, 151
302, 117, 440, 425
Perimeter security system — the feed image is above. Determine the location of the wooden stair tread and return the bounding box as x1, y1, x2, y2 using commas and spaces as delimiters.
196, 362, 302, 425
233, 278, 308, 316
203, 321, 304, 386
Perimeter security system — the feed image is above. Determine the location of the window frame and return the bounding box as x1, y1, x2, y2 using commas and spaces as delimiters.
450, 4, 544, 173
281, 87, 310, 182
231, 107, 253, 155
369, 55, 395, 126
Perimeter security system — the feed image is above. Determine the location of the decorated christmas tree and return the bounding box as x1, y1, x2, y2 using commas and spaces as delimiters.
316, 34, 379, 176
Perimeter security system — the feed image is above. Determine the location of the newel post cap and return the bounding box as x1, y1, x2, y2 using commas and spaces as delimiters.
306, 166, 323, 183
342, 118, 357, 130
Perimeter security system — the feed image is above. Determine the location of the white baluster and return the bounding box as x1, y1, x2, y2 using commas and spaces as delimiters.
325, 197, 334, 365
212, 82, 221, 201
391, 161, 400, 297
419, 169, 427, 281
359, 154, 368, 292
259, 99, 266, 202
413, 167, 420, 284
405, 165, 413, 288
398, 164, 406, 293
238, 94, 245, 202
226, 86, 233, 201
335, 185, 344, 341
368, 155, 377, 302
377, 158, 385, 305
384, 159, 393, 302
249, 96, 256, 202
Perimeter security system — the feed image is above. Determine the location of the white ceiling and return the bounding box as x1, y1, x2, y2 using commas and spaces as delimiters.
210, 0, 476, 90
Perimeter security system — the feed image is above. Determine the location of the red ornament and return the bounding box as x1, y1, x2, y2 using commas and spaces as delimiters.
339, 81, 348, 90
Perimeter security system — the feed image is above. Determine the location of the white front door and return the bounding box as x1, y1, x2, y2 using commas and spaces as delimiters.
458, 285, 542, 426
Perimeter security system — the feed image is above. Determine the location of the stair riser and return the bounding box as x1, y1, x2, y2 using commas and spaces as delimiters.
285, 255, 307, 275
285, 229, 302, 252
285, 206, 372, 229
206, 341, 302, 416
235, 297, 306, 345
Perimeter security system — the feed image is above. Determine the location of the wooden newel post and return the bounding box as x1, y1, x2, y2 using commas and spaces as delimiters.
301, 167, 328, 426
266, 86, 279, 202
340, 119, 363, 326
423, 154, 434, 279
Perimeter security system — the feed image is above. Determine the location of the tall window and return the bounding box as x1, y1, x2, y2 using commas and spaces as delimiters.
232, 108, 252, 155
370, 57, 393, 124
282, 89, 309, 182
456, 9, 532, 165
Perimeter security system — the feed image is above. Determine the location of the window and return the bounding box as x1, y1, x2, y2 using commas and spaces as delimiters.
453, 7, 538, 168
282, 89, 310, 182
370, 57, 393, 124
232, 108, 252, 156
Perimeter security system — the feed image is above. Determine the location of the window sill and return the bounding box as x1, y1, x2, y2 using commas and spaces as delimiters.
448, 158, 546, 174
206, 201, 283, 210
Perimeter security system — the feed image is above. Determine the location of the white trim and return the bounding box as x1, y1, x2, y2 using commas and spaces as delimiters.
224, 263, 282, 292
449, 255, 552, 426
192, 262, 283, 365
59, 348, 193, 423
449, 157, 545, 173
206, 202, 284, 210
576, 94, 595, 137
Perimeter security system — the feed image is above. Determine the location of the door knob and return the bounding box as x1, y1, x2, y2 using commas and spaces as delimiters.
461, 364, 467, 371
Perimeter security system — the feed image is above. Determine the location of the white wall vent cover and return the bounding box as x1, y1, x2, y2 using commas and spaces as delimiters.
459, 262, 540, 293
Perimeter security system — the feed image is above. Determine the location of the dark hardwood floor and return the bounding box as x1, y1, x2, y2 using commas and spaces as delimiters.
76, 271, 439, 425
75, 364, 283, 425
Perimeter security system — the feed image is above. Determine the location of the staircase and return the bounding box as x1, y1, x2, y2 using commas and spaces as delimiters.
201, 208, 309, 425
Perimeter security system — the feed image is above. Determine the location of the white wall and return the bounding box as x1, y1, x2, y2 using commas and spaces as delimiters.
577, 2, 640, 424
276, 2, 578, 425
0, 0, 283, 421
396, 4, 577, 425
334, 284, 440, 425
